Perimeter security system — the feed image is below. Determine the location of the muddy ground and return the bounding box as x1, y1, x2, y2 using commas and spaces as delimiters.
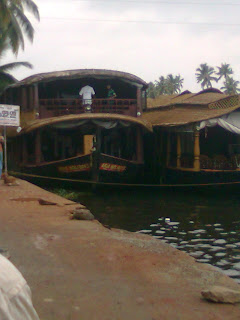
0, 179, 239, 320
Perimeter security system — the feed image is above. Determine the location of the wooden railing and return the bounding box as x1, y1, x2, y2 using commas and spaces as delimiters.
200, 155, 239, 170
169, 153, 240, 170
39, 98, 137, 118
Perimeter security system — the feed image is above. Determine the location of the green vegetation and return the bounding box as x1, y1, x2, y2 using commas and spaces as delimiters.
148, 74, 184, 98
148, 63, 240, 98
195, 63, 217, 89
0, 0, 39, 93
0, 61, 32, 93
48, 188, 80, 201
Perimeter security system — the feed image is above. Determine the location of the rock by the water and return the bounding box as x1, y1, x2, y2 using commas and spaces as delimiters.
233, 262, 240, 271
189, 251, 204, 258
70, 207, 95, 221
201, 286, 240, 304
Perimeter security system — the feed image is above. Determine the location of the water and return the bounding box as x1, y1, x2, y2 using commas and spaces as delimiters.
56, 188, 240, 283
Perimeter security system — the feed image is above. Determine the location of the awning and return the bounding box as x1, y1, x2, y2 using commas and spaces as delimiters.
198, 111, 240, 134
19, 113, 152, 134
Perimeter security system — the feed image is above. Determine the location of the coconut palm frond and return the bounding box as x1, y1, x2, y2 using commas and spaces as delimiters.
0, 0, 39, 55
0, 72, 17, 83
0, 72, 18, 94
13, 5, 35, 41
0, 61, 32, 72
7, 17, 25, 53
22, 0, 40, 20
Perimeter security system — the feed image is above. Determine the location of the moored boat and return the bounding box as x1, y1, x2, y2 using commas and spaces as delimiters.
1, 69, 152, 186
142, 88, 240, 188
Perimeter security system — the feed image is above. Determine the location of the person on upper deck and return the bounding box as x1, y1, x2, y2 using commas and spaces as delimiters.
79, 84, 95, 112
106, 85, 116, 102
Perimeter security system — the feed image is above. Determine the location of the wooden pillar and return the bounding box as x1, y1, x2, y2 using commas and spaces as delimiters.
3, 91, 7, 103
177, 133, 181, 168
35, 130, 41, 164
34, 84, 39, 114
166, 132, 171, 167
84, 135, 94, 155
21, 87, 27, 110
144, 90, 147, 111
136, 127, 143, 163
137, 87, 142, 113
193, 130, 200, 171
8, 90, 13, 104
28, 86, 33, 110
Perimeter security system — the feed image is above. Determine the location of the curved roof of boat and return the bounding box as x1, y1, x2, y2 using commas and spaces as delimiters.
19, 113, 152, 134
7, 69, 148, 89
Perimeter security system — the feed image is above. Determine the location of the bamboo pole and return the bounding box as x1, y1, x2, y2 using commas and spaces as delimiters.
137, 87, 142, 113
166, 132, 171, 167
34, 84, 39, 115
193, 130, 200, 171
177, 133, 181, 168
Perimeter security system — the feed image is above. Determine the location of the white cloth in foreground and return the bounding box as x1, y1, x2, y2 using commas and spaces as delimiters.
0, 255, 39, 320
79, 85, 95, 105
198, 111, 240, 134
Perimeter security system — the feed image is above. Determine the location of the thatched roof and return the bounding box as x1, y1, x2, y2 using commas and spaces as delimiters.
147, 88, 226, 110
142, 92, 240, 127
19, 113, 152, 134
7, 69, 148, 89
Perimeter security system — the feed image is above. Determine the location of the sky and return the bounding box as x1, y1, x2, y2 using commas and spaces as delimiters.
2, 0, 240, 92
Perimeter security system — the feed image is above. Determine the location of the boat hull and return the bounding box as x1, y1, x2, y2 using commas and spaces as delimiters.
164, 168, 240, 187
10, 153, 144, 186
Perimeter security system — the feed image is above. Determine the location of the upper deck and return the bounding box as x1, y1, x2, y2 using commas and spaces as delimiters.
1, 69, 148, 120
39, 98, 137, 118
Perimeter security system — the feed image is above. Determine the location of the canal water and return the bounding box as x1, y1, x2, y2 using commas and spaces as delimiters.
52, 188, 240, 283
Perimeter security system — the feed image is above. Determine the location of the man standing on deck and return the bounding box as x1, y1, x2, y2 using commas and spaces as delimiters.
107, 84, 116, 100
0, 134, 3, 178
106, 84, 117, 106
79, 84, 95, 112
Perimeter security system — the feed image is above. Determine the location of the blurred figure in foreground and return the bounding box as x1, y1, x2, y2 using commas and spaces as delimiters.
0, 135, 3, 179
0, 255, 39, 320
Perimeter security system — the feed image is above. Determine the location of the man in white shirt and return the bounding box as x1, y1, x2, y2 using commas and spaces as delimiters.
0, 255, 39, 320
79, 85, 95, 110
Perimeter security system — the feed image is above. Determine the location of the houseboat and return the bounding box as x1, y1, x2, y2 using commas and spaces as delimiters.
142, 88, 240, 187
1, 69, 152, 186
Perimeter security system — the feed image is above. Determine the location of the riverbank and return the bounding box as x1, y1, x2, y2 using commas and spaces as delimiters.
0, 178, 240, 319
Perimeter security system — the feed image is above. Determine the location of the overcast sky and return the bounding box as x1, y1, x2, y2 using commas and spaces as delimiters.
2, 0, 240, 91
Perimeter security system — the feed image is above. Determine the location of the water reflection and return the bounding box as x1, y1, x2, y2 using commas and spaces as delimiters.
73, 189, 240, 283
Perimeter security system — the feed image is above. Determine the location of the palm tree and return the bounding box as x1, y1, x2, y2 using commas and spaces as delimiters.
221, 77, 240, 95
195, 63, 218, 89
165, 74, 184, 94
216, 63, 233, 82
155, 76, 167, 95
0, 61, 32, 93
147, 82, 156, 98
0, 0, 40, 54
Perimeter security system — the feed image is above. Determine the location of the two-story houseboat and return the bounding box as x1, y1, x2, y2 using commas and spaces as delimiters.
1, 69, 152, 186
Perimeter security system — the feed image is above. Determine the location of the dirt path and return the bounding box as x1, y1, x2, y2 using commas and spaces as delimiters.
0, 179, 239, 320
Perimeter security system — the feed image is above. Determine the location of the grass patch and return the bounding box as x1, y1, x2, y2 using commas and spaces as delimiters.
48, 188, 80, 201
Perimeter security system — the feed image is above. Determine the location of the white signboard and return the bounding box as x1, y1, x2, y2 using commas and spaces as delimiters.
0, 104, 20, 127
